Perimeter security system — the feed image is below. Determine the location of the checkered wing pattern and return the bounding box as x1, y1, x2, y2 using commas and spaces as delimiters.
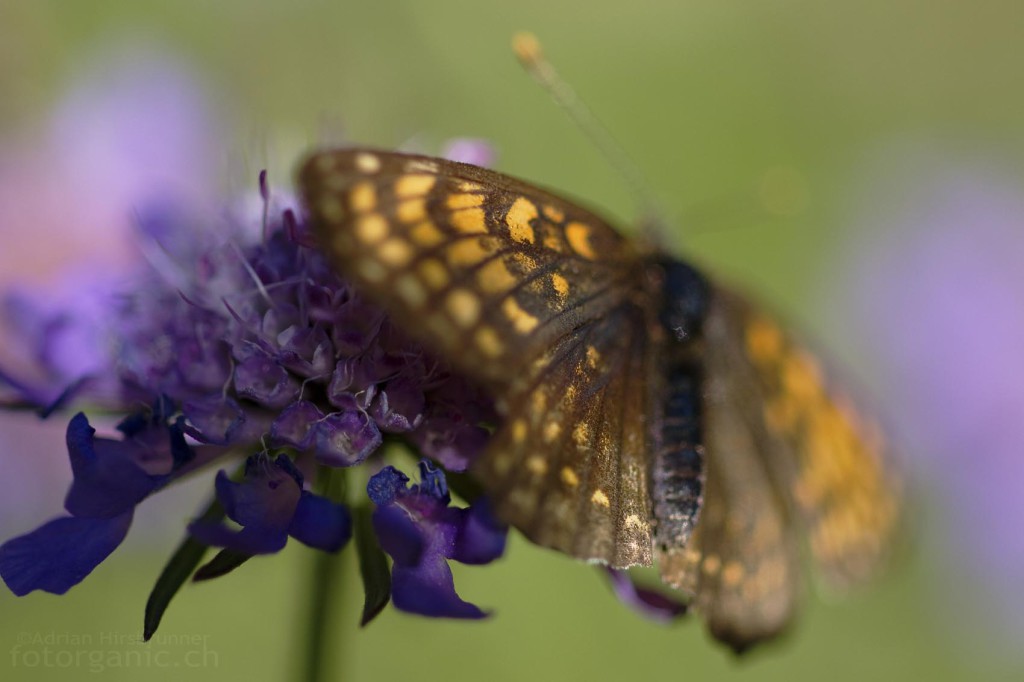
299, 149, 640, 387
299, 149, 656, 568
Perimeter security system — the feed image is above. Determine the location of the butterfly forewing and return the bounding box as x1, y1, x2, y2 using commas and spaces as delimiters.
299, 149, 639, 388
300, 148, 656, 567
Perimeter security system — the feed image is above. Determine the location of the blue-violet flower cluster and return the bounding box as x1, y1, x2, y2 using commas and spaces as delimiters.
0, 179, 506, 624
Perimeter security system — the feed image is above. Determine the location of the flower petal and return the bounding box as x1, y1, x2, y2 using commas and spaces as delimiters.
0, 511, 133, 596
451, 498, 507, 565
606, 568, 689, 624
390, 562, 486, 619
64, 413, 160, 518
313, 411, 382, 466
287, 491, 352, 552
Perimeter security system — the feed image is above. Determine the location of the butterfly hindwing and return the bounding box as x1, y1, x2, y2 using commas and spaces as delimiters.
475, 304, 656, 568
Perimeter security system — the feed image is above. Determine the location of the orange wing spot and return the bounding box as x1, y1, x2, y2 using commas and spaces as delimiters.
745, 315, 784, 367
446, 193, 485, 210
474, 326, 504, 357
397, 198, 427, 223
702, 554, 722, 576
543, 421, 562, 442
477, 258, 518, 294
318, 196, 345, 223
450, 208, 487, 235
410, 221, 445, 247
395, 273, 426, 306
551, 273, 570, 300
572, 421, 590, 447
511, 418, 528, 443
417, 258, 449, 290
502, 297, 539, 334
511, 252, 537, 271
356, 258, 387, 283
378, 238, 415, 267
782, 349, 824, 403
404, 158, 440, 174
565, 221, 597, 259
525, 455, 548, 475
459, 180, 484, 192
395, 173, 436, 198
354, 152, 382, 174
446, 288, 481, 328
506, 197, 538, 244
560, 466, 580, 487
586, 345, 601, 369
722, 561, 746, 587
355, 214, 389, 244
448, 238, 491, 267
542, 229, 564, 252
591, 489, 611, 507
543, 204, 565, 222
349, 181, 377, 213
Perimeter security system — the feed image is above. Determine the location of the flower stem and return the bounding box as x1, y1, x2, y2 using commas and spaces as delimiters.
300, 466, 349, 682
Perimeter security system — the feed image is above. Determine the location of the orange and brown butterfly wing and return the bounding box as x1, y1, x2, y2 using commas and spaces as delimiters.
658, 286, 902, 651
298, 149, 639, 388
720, 288, 902, 591
475, 303, 657, 568
299, 149, 657, 568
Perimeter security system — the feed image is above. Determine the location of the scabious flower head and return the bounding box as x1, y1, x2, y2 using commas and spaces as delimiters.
836, 155, 1024, 656
0, 175, 505, 623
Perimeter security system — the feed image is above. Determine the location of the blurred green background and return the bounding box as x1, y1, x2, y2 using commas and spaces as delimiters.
2, 1, 1023, 680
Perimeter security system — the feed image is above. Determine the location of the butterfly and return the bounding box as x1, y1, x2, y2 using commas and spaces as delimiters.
297, 149, 902, 652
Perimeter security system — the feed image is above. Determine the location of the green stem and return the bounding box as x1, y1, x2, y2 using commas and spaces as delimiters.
300, 466, 349, 682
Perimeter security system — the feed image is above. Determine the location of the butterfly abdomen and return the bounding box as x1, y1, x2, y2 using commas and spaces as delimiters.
649, 258, 711, 554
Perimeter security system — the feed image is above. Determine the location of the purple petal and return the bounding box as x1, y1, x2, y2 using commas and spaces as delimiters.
0, 511, 133, 596
313, 411, 382, 466
287, 491, 352, 552
214, 459, 300, 529
64, 413, 160, 518
187, 520, 288, 555
451, 498, 507, 565
372, 504, 426, 565
606, 569, 689, 624
390, 562, 487, 619
233, 353, 301, 409
269, 400, 324, 450
183, 397, 247, 444
370, 377, 425, 433
366, 466, 409, 506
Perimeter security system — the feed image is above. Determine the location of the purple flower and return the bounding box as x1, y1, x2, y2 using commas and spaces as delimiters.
836, 158, 1024, 652
369, 460, 506, 618
189, 455, 350, 554
0, 402, 208, 595
0, 168, 505, 626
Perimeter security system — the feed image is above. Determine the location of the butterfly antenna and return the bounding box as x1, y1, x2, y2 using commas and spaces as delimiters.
513, 32, 667, 241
